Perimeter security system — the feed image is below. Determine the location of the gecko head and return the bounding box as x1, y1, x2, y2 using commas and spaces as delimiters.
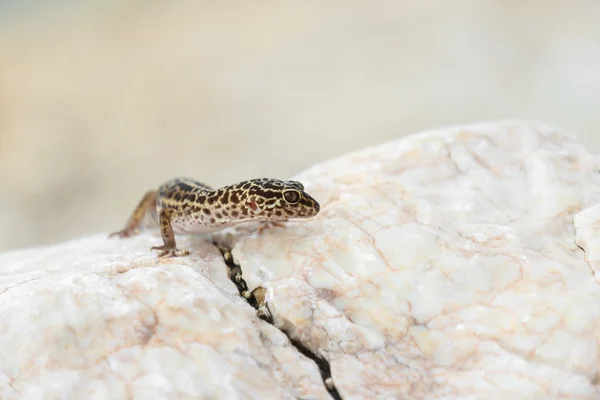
245, 179, 320, 220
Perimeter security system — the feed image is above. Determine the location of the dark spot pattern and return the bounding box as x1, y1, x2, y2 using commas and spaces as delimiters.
175, 182, 195, 192
155, 176, 319, 229
219, 191, 229, 204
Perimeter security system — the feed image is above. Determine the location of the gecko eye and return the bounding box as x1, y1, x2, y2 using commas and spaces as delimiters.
283, 190, 300, 204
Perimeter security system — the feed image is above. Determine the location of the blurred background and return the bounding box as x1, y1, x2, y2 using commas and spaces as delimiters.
0, 1, 599, 252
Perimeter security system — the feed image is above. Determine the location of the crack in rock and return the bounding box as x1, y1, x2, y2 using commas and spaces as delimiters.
573, 204, 600, 282
216, 245, 343, 400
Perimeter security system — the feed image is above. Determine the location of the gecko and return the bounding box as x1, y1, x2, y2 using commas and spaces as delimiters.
109, 177, 320, 257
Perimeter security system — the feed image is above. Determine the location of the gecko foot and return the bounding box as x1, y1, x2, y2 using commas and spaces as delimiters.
257, 221, 287, 234
151, 245, 190, 258
109, 228, 138, 239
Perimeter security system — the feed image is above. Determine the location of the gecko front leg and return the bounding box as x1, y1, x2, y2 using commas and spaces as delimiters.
256, 221, 287, 234
151, 208, 190, 258
109, 190, 158, 238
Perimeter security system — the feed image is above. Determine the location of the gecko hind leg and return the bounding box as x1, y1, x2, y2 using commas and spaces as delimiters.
151, 208, 190, 258
109, 190, 158, 238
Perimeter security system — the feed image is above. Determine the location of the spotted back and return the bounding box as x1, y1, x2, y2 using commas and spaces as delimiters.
158, 177, 214, 210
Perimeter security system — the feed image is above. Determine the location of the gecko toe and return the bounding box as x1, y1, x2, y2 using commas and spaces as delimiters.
151, 245, 190, 258
257, 221, 287, 234
109, 229, 136, 239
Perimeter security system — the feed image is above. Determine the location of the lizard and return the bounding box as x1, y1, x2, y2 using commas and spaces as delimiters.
109, 177, 320, 257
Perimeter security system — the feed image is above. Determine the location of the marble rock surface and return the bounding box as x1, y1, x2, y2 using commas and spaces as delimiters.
0, 237, 329, 399
2, 121, 600, 400
232, 121, 600, 399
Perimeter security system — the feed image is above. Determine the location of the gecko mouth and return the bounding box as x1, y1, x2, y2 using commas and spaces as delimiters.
299, 196, 320, 217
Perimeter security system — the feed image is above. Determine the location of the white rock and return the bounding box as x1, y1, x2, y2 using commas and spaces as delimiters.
0, 235, 329, 399
2, 120, 600, 399
233, 121, 600, 399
